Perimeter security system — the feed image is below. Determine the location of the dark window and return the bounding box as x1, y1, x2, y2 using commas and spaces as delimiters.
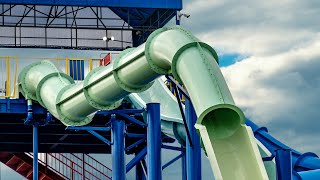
69, 60, 84, 80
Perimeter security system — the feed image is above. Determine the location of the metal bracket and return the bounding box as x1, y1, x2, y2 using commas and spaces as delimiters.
166, 75, 193, 147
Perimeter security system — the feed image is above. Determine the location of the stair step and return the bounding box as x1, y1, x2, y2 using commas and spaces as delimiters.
16, 162, 31, 174
26, 169, 33, 178
6, 156, 21, 167
39, 172, 46, 180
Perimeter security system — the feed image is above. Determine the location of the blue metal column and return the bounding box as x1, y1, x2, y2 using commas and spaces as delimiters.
146, 103, 162, 180
185, 99, 201, 180
275, 149, 292, 180
33, 124, 38, 180
181, 151, 187, 180
176, 11, 181, 25
136, 160, 146, 180
112, 118, 125, 180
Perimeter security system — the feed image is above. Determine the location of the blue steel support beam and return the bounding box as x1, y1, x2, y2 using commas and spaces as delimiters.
162, 144, 185, 152
162, 153, 184, 170
176, 11, 180, 25
182, 151, 187, 180
275, 149, 292, 180
125, 138, 146, 151
147, 103, 162, 180
33, 124, 38, 180
87, 130, 112, 145
298, 169, 320, 179
112, 119, 125, 180
126, 147, 147, 173
136, 161, 146, 180
185, 99, 201, 180
246, 119, 320, 171
66, 126, 111, 131
0, 0, 182, 9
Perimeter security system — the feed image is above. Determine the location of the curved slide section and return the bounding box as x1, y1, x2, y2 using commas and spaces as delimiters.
131, 78, 320, 179
130, 79, 272, 180
18, 26, 267, 179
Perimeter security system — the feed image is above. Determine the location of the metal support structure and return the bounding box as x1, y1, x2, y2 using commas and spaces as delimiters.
176, 11, 180, 25
24, 99, 50, 180
182, 152, 187, 180
134, 149, 147, 180
24, 99, 39, 180
66, 109, 150, 179
185, 99, 201, 180
33, 124, 38, 180
136, 161, 146, 180
172, 84, 193, 147
126, 147, 147, 173
112, 118, 126, 180
275, 149, 292, 180
162, 153, 184, 170
147, 103, 162, 180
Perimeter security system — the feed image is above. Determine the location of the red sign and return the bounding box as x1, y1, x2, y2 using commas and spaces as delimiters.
100, 53, 111, 66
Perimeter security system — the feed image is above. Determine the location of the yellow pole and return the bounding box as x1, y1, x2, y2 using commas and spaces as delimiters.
12, 57, 18, 98
6, 56, 10, 98
89, 58, 93, 71
65, 58, 69, 75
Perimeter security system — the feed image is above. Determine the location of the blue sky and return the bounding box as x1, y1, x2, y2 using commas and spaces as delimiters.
218, 53, 242, 67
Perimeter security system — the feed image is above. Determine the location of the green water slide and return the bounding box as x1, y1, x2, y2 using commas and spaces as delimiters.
18, 26, 269, 179
130, 79, 276, 180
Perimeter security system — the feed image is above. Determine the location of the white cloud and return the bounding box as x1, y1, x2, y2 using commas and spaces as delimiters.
182, 0, 320, 154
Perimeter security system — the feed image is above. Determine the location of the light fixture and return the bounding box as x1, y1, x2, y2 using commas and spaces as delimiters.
102, 36, 115, 41
178, 12, 190, 18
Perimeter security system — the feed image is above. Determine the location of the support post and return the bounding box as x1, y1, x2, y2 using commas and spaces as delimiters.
112, 118, 125, 180
176, 11, 181, 25
33, 124, 38, 180
182, 151, 187, 180
275, 149, 292, 180
185, 99, 201, 180
147, 103, 162, 180
136, 160, 146, 180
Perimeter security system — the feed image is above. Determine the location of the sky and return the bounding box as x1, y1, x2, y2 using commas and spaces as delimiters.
1, 0, 320, 179
180, 0, 320, 155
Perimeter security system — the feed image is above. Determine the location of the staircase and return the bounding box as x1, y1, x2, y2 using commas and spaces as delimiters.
0, 152, 111, 180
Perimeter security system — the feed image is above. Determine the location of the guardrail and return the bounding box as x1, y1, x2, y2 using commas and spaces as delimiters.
0, 56, 102, 99
27, 153, 112, 180
0, 56, 18, 98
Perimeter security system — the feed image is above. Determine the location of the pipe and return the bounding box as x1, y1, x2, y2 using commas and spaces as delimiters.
112, 119, 125, 180
33, 124, 38, 180
18, 27, 244, 139
297, 169, 320, 179
147, 103, 162, 180
25, 99, 33, 124
185, 99, 201, 179
246, 119, 320, 171
25, 99, 38, 180
18, 61, 75, 125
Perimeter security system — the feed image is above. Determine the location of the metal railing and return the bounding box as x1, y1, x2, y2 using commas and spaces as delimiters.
165, 80, 185, 102
27, 153, 112, 180
0, 56, 18, 98
0, 56, 102, 99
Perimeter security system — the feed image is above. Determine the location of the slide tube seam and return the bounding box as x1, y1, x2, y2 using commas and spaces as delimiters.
83, 66, 122, 110
113, 48, 154, 93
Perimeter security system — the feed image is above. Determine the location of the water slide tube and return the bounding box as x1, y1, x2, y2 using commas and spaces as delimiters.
131, 78, 320, 179
129, 79, 275, 179
18, 26, 268, 179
